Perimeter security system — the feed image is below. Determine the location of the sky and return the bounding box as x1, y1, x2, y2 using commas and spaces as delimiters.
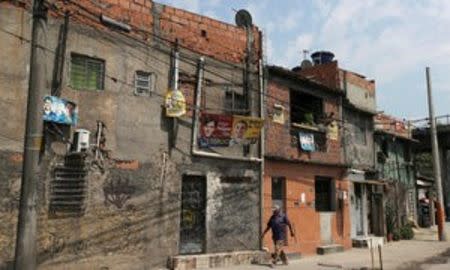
156, 0, 450, 120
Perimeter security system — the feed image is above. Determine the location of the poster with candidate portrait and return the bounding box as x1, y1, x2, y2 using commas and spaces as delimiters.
165, 89, 186, 117
43, 96, 78, 125
198, 113, 232, 148
229, 115, 264, 145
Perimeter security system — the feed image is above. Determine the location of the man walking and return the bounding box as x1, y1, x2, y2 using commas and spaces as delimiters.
262, 205, 295, 266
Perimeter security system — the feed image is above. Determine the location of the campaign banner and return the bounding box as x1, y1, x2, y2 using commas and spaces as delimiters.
299, 132, 315, 152
198, 113, 233, 148
43, 95, 78, 125
229, 115, 264, 146
165, 89, 186, 117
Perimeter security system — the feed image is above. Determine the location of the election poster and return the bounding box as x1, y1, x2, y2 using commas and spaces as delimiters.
198, 113, 232, 148
165, 89, 186, 117
299, 132, 315, 152
229, 115, 264, 146
43, 95, 78, 125
198, 114, 264, 148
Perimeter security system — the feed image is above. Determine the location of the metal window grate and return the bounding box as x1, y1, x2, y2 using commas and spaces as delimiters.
224, 86, 248, 115
134, 70, 154, 96
70, 54, 105, 91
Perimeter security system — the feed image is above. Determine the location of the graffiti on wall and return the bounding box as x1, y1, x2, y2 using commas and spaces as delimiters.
103, 176, 136, 209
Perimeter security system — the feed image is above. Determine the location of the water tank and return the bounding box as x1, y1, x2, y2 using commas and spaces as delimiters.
311, 51, 335, 65
71, 129, 90, 152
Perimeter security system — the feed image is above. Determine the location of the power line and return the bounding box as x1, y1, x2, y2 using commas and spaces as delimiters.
2, 3, 390, 128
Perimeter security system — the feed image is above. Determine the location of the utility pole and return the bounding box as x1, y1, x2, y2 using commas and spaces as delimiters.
14, 0, 48, 269
426, 67, 447, 241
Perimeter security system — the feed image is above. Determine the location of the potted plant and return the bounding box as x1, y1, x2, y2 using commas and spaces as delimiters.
385, 203, 396, 242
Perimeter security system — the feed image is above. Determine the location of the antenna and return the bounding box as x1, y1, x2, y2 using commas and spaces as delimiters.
300, 49, 312, 69
302, 49, 310, 60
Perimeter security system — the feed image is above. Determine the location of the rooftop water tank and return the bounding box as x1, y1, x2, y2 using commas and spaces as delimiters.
311, 51, 335, 65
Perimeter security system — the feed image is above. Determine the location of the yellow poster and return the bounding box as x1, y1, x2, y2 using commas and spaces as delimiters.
165, 89, 186, 117
327, 120, 339, 141
229, 115, 264, 145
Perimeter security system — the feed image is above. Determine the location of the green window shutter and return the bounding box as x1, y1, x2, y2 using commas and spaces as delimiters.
70, 54, 104, 91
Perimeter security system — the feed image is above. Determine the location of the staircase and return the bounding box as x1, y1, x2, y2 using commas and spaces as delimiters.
49, 153, 88, 216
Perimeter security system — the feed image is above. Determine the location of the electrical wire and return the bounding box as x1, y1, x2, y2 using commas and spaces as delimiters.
1, 2, 413, 128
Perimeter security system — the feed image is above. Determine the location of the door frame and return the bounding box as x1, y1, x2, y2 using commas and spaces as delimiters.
179, 175, 207, 255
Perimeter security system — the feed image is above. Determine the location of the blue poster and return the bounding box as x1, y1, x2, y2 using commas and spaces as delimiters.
299, 132, 315, 152
43, 96, 78, 125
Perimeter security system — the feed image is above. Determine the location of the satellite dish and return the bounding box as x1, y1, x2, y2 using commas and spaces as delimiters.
301, 59, 313, 69
235, 9, 252, 28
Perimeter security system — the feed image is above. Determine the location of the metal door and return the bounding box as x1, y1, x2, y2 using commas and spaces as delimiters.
179, 175, 206, 254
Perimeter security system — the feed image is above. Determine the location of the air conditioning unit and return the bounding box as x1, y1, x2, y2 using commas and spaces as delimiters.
71, 129, 90, 152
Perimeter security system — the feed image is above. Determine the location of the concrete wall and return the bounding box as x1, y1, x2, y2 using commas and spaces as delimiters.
375, 133, 415, 226
0, 4, 262, 269
342, 71, 376, 113
343, 108, 375, 169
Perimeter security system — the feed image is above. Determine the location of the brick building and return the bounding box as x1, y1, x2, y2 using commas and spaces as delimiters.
297, 52, 385, 246
263, 65, 351, 256
0, 1, 263, 269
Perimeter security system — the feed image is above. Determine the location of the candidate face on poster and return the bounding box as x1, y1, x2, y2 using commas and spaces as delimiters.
229, 115, 264, 146
43, 95, 78, 125
198, 113, 232, 148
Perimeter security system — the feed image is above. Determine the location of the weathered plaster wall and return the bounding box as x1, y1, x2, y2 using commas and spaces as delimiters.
343, 108, 375, 169
0, 4, 261, 269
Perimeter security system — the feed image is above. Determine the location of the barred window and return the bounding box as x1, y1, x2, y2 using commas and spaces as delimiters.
135, 71, 155, 96
70, 53, 105, 91
224, 87, 247, 115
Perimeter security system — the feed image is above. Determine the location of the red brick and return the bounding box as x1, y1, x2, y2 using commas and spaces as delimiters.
115, 159, 139, 170
130, 2, 142, 12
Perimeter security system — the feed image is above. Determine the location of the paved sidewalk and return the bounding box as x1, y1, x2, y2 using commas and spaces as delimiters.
212, 224, 450, 270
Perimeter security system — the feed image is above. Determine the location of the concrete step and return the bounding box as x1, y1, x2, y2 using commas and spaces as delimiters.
169, 250, 266, 270
317, 244, 344, 255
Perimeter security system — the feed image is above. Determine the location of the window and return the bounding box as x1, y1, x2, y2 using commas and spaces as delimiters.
224, 87, 247, 115
354, 114, 367, 145
272, 177, 285, 212
134, 71, 154, 96
290, 90, 323, 126
70, 53, 105, 91
315, 176, 336, 212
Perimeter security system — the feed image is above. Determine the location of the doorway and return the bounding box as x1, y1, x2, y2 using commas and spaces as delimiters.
179, 175, 206, 254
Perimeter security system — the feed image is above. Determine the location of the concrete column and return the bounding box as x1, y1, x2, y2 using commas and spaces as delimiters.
362, 184, 369, 236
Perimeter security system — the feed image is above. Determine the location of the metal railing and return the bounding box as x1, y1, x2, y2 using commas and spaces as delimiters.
410, 114, 450, 129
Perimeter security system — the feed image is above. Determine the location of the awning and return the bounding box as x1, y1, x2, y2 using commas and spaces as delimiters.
349, 178, 387, 185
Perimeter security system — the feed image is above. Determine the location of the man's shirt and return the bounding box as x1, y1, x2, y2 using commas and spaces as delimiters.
267, 213, 291, 241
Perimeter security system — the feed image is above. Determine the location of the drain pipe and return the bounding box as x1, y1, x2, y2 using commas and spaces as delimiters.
258, 58, 265, 250
191, 57, 204, 154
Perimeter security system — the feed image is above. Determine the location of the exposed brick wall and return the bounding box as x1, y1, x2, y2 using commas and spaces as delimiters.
375, 113, 411, 138
6, 0, 260, 64
265, 80, 343, 165
297, 61, 340, 90
160, 5, 261, 64
297, 61, 375, 97
341, 69, 375, 97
